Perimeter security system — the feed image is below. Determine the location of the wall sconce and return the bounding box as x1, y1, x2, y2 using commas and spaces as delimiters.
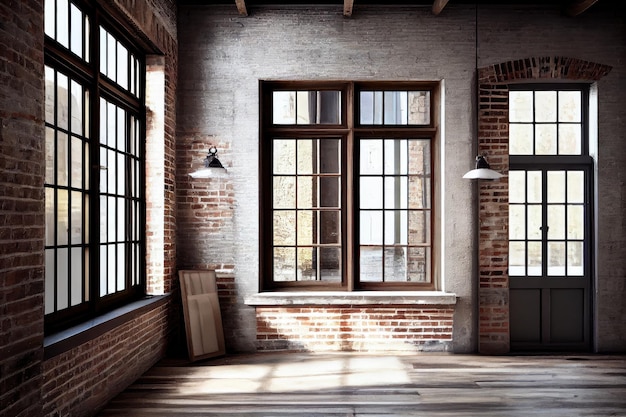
189, 146, 228, 178
462, 155, 503, 180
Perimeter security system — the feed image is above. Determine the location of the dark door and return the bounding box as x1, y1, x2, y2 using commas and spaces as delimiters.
508, 167, 592, 351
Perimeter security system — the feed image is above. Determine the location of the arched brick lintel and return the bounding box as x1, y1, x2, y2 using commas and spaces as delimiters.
478, 56, 612, 84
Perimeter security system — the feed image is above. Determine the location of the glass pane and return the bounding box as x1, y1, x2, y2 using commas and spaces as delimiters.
45, 66, 55, 123
45, 128, 55, 184
273, 211, 295, 245
408, 91, 430, 125
567, 205, 584, 239
107, 102, 116, 147
57, 72, 69, 130
548, 205, 565, 240
45, 249, 55, 314
408, 140, 430, 175
559, 91, 581, 122
70, 4, 83, 58
84, 195, 89, 243
319, 247, 341, 282
108, 196, 116, 241
117, 107, 126, 152
70, 247, 82, 306
408, 177, 430, 209
70, 191, 82, 244
57, 132, 68, 186
319, 139, 340, 174
360, 91, 374, 124
297, 176, 315, 209
568, 242, 584, 276
100, 196, 107, 241
384, 91, 407, 125
548, 241, 566, 276
408, 210, 430, 244
117, 197, 125, 241
527, 171, 542, 203
535, 91, 557, 122
84, 16, 90, 63
57, 0, 69, 48
527, 204, 542, 239
297, 211, 314, 246
57, 189, 68, 245
384, 210, 407, 245
360, 139, 383, 175
71, 136, 82, 188
320, 211, 340, 244
384, 177, 407, 209
273, 247, 295, 282
509, 91, 533, 122
99, 97, 107, 144
107, 33, 116, 80
535, 124, 557, 155
273, 139, 296, 175
384, 247, 406, 281
508, 171, 525, 203
509, 124, 533, 155
117, 243, 125, 291
297, 247, 316, 280
547, 171, 565, 203
117, 43, 128, 90
99, 245, 107, 296
509, 205, 525, 240
107, 149, 116, 193
45, 0, 55, 38
56, 247, 69, 310
273, 91, 295, 124
384, 139, 407, 175
45, 188, 55, 246
99, 27, 107, 76
108, 244, 116, 293
297, 139, 314, 174
70, 80, 83, 135
527, 241, 542, 276
117, 152, 126, 193
360, 211, 383, 245
273, 176, 295, 208
320, 177, 340, 208
360, 177, 383, 209
567, 171, 584, 203
508, 241, 526, 276
407, 247, 429, 282
299, 91, 341, 124
360, 247, 382, 282
99, 147, 107, 192
558, 124, 581, 155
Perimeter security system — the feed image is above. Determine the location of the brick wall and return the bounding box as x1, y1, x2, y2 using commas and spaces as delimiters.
476, 57, 613, 353
256, 306, 454, 352
0, 0, 46, 415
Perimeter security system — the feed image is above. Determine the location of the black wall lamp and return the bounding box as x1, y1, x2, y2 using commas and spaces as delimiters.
189, 146, 228, 178
462, 155, 503, 180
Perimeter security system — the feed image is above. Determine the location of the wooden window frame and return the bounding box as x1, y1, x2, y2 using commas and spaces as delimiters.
259, 81, 438, 292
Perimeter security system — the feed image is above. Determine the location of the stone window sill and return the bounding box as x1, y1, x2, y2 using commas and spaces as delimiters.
245, 291, 457, 306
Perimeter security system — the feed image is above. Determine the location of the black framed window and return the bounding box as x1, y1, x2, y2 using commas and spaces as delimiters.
44, 0, 145, 332
260, 81, 437, 291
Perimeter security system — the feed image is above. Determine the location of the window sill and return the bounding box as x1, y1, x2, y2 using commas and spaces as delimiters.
43, 294, 170, 360
244, 291, 457, 307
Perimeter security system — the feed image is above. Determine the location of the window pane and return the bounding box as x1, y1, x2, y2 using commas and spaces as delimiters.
384, 177, 407, 209
558, 124, 581, 155
360, 177, 383, 209
45, 249, 55, 314
57, 73, 69, 130
527, 171, 542, 203
57, 189, 69, 245
408, 91, 430, 125
408, 210, 430, 244
509, 91, 533, 122
57, 248, 69, 310
320, 211, 340, 244
297, 139, 314, 174
273, 91, 295, 124
510, 124, 533, 155
296, 91, 341, 124
273, 211, 296, 245
527, 205, 542, 239
408, 177, 430, 209
407, 140, 430, 175
297, 211, 314, 245
547, 171, 565, 203
45, 0, 55, 38
384, 91, 407, 125
528, 241, 542, 276
45, 66, 55, 122
509, 205, 525, 240
45, 188, 55, 246
57, 0, 69, 48
70, 247, 82, 306
71, 136, 82, 187
273, 139, 296, 174
320, 177, 340, 208
568, 242, 584, 276
99, 245, 107, 296
384, 139, 407, 175
70, 4, 82, 58
384, 247, 407, 281
407, 247, 429, 282
70, 80, 83, 135
360, 247, 382, 282
274, 247, 296, 281
117, 43, 129, 90
319, 139, 340, 174
558, 91, 581, 122
535, 91, 557, 122
70, 191, 82, 244
45, 128, 55, 184
567, 205, 584, 240
535, 124, 557, 155
567, 171, 584, 203
273, 176, 296, 208
320, 247, 341, 281
548, 241, 566, 275
360, 139, 383, 175
509, 241, 526, 276
508, 171, 525, 204
297, 247, 316, 280
297, 176, 315, 209
384, 210, 407, 245
360, 211, 383, 245
117, 243, 125, 291
548, 205, 565, 240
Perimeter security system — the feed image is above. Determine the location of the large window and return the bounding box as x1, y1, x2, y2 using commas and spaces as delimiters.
44, 0, 145, 332
260, 81, 437, 291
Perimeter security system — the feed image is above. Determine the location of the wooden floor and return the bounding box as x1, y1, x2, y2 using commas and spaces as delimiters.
98, 352, 626, 416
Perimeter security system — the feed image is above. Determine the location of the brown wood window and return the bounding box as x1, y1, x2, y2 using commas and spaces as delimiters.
260, 81, 438, 291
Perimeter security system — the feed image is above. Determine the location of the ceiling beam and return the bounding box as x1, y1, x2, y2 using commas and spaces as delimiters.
344, 0, 354, 17
235, 0, 248, 16
432, 0, 449, 16
564, 0, 599, 17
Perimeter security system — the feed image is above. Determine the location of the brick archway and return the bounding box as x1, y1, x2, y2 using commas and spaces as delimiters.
476, 57, 612, 354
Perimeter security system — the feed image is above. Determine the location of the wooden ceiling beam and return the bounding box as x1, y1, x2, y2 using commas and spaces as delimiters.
344, 0, 354, 17
564, 0, 599, 17
235, 0, 248, 16
432, 0, 449, 16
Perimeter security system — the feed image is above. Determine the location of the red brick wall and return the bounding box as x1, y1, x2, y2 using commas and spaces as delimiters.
255, 306, 454, 352
0, 0, 46, 415
42, 300, 174, 417
476, 56, 612, 354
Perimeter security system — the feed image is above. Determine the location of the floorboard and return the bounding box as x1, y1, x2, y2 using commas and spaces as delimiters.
97, 352, 626, 417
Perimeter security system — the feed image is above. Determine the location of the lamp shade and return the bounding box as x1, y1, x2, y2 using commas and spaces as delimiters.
462, 155, 503, 180
189, 146, 227, 178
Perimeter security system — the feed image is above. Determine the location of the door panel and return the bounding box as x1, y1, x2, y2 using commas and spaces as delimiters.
509, 167, 591, 351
